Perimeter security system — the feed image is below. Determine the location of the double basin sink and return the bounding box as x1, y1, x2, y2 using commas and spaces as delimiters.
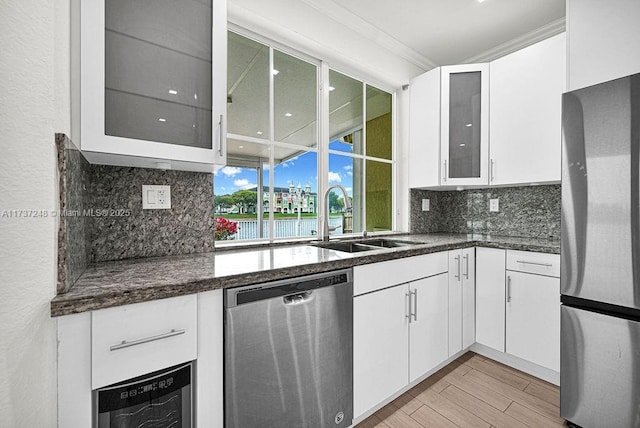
311, 238, 426, 253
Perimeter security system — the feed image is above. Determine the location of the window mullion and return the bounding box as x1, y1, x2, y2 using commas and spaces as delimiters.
268, 46, 275, 242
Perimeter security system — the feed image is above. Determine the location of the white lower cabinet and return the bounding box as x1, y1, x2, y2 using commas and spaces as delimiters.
353, 284, 410, 418
57, 291, 224, 427
354, 273, 449, 418
475, 248, 561, 373
448, 248, 476, 356
409, 275, 449, 382
353, 252, 449, 419
506, 252, 561, 372
475, 247, 506, 352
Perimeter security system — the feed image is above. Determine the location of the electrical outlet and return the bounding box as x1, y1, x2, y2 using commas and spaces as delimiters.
422, 199, 430, 211
143, 185, 171, 209
489, 198, 499, 212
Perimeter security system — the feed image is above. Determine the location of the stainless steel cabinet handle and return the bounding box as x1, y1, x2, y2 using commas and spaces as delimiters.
516, 260, 553, 267
406, 291, 412, 323
490, 159, 495, 182
218, 114, 225, 157
507, 276, 512, 303
110, 329, 185, 351
455, 255, 461, 280
412, 289, 418, 322
443, 160, 448, 182
464, 254, 470, 280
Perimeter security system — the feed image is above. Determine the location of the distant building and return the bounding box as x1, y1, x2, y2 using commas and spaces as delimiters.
249, 184, 317, 214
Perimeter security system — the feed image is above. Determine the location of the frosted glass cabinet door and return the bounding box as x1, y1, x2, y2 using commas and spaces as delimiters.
440, 64, 489, 186
81, 0, 227, 170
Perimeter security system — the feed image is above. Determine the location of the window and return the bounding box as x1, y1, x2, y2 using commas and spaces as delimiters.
214, 31, 394, 243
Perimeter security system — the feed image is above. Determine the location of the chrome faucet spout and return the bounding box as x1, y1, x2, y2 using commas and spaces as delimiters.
322, 184, 352, 242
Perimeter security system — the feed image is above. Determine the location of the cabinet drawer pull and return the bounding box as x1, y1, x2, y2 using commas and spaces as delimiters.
507, 275, 512, 303
455, 255, 461, 280
516, 260, 553, 267
110, 329, 186, 351
406, 292, 412, 323
412, 289, 418, 322
218, 114, 225, 157
464, 254, 469, 280
490, 159, 495, 182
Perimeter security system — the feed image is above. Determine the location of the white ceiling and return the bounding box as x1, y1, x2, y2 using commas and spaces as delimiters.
326, 0, 566, 66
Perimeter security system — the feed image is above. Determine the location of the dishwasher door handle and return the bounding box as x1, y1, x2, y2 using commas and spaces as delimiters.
283, 292, 313, 305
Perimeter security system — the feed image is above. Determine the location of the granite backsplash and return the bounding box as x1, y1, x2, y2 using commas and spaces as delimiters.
56, 134, 91, 293
410, 185, 561, 239
56, 135, 215, 287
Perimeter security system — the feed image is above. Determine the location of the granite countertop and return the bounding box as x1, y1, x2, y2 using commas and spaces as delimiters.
50, 233, 560, 317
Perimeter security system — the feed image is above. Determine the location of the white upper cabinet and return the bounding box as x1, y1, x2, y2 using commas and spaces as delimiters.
440, 64, 490, 186
567, 0, 640, 91
489, 33, 566, 185
409, 68, 441, 188
80, 0, 227, 172
409, 63, 489, 187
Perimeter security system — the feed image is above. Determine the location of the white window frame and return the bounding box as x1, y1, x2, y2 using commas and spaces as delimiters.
216, 26, 396, 247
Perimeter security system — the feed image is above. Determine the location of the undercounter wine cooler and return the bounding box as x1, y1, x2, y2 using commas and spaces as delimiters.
94, 362, 193, 428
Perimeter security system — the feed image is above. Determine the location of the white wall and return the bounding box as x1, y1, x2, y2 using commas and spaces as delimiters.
0, 1, 70, 426
568, 0, 640, 90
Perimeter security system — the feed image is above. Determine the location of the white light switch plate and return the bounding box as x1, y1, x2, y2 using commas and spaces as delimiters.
422, 199, 430, 211
489, 198, 499, 212
143, 185, 171, 209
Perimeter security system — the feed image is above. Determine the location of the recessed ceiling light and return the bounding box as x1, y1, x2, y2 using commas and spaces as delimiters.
284, 112, 293, 117
169, 89, 178, 95
194, 93, 198, 100
466, 123, 472, 127
272, 69, 280, 75
459, 143, 466, 147
478, 0, 485, 3
256, 131, 263, 135
158, 118, 166, 122
329, 86, 336, 92
238, 145, 244, 149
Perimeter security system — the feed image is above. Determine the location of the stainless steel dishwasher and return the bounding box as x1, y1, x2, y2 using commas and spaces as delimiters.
224, 269, 353, 428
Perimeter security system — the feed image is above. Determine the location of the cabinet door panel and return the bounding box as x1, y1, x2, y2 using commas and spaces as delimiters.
506, 271, 560, 371
354, 285, 409, 418
489, 33, 565, 185
448, 251, 463, 356
476, 248, 506, 352
462, 248, 476, 349
409, 68, 441, 188
410, 274, 449, 382
440, 63, 490, 186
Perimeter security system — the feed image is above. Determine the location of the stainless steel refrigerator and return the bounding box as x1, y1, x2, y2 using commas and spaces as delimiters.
561, 72, 640, 428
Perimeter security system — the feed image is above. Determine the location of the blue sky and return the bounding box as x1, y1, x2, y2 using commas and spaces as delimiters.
214, 141, 355, 197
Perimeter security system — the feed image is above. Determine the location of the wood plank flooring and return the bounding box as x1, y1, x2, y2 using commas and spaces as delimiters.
356, 352, 565, 428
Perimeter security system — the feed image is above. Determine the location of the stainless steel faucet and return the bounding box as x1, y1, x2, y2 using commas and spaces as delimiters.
322, 184, 352, 241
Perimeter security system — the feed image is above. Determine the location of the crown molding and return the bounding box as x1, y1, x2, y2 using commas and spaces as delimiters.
299, 0, 438, 71
462, 17, 566, 64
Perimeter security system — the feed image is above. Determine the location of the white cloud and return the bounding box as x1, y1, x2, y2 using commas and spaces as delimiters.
220, 166, 242, 177
233, 179, 256, 190
343, 165, 353, 171
328, 171, 342, 183
345, 187, 352, 194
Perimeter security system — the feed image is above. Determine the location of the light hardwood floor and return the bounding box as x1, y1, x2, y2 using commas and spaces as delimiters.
356, 352, 565, 428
